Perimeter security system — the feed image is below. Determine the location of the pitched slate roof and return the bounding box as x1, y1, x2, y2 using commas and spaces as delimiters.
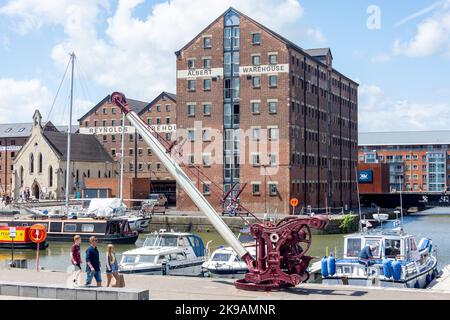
0, 122, 80, 138
0, 123, 33, 138
43, 131, 113, 162
305, 48, 333, 60
77, 95, 150, 121
359, 131, 450, 146
138, 91, 177, 115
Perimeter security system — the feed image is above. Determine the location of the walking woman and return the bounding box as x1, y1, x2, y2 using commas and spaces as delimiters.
106, 244, 120, 287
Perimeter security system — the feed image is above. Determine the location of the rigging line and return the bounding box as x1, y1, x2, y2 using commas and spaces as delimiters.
76, 58, 95, 102
45, 57, 72, 124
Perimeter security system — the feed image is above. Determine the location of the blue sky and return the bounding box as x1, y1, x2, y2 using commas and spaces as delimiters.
0, 0, 449, 131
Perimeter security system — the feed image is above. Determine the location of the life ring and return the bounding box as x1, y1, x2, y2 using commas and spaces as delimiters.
270, 233, 279, 243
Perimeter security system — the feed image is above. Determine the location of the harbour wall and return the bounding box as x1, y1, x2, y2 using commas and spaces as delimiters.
148, 214, 359, 235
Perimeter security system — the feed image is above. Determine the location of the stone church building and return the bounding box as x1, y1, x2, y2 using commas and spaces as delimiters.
12, 110, 116, 200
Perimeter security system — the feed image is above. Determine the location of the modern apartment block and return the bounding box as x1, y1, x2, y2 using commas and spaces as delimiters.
175, 8, 358, 213
359, 131, 450, 193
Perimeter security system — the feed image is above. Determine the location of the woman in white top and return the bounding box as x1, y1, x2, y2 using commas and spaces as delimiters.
106, 244, 120, 287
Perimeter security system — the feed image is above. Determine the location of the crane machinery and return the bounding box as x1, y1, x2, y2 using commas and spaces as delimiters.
110, 92, 329, 291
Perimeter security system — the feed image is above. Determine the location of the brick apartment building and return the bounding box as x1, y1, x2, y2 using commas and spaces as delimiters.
175, 8, 358, 214
359, 131, 450, 193
78, 92, 177, 203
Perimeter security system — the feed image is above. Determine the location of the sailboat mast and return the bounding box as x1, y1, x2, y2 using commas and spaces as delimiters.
65, 52, 75, 212
355, 166, 362, 233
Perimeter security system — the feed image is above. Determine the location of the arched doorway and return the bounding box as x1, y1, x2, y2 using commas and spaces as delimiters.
32, 182, 40, 200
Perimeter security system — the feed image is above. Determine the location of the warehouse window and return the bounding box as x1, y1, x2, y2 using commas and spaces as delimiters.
269, 183, 278, 196
269, 75, 277, 87
203, 58, 211, 69
203, 79, 211, 91
187, 104, 196, 117
251, 102, 260, 114
268, 101, 277, 114
203, 104, 211, 116
187, 58, 195, 69
269, 54, 277, 65
203, 37, 212, 49
252, 55, 261, 66
252, 183, 261, 195
252, 76, 261, 88
252, 33, 260, 45
188, 80, 196, 91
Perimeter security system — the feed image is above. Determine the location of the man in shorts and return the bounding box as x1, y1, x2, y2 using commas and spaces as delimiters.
70, 235, 82, 287
85, 236, 102, 286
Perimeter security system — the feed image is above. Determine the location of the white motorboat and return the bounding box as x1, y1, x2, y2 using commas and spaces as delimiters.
202, 245, 256, 278
119, 230, 207, 276
321, 219, 439, 288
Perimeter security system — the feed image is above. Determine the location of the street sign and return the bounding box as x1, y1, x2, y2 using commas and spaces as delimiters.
28, 224, 47, 272
290, 198, 299, 207
9, 227, 16, 239
290, 198, 299, 215
29, 224, 47, 243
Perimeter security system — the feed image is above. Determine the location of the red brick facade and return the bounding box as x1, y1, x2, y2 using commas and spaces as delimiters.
175, 8, 358, 214
78, 92, 176, 181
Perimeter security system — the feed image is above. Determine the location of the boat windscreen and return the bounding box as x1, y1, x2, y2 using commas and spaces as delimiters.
143, 235, 178, 247
212, 253, 232, 262
122, 255, 138, 264
143, 235, 159, 247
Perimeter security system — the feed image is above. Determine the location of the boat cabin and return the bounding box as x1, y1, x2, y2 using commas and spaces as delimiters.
344, 233, 418, 261
142, 232, 205, 257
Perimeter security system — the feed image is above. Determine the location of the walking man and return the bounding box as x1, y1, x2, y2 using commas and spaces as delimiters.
70, 235, 82, 287
85, 236, 102, 287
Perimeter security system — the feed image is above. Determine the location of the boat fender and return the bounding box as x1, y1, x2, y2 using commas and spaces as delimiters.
414, 280, 420, 289
321, 257, 329, 277
382, 259, 393, 278
391, 261, 402, 281
327, 255, 336, 276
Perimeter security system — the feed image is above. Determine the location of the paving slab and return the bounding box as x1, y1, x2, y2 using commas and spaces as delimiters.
1, 268, 450, 300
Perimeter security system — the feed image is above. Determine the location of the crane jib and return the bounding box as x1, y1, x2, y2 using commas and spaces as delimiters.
110, 92, 250, 260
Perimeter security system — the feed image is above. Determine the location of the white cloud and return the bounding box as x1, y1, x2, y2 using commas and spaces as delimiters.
1, 0, 322, 101
0, 78, 52, 123
359, 84, 450, 132
392, 2, 450, 58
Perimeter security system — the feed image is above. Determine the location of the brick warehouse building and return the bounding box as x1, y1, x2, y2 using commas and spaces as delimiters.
175, 8, 358, 214
358, 131, 450, 193
78, 92, 177, 203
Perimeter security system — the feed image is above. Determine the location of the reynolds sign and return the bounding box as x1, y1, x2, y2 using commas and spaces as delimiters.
358, 170, 373, 184
80, 125, 176, 135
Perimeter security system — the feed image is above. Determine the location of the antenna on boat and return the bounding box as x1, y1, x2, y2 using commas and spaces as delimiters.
355, 166, 363, 233
399, 175, 404, 233
65, 52, 75, 214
